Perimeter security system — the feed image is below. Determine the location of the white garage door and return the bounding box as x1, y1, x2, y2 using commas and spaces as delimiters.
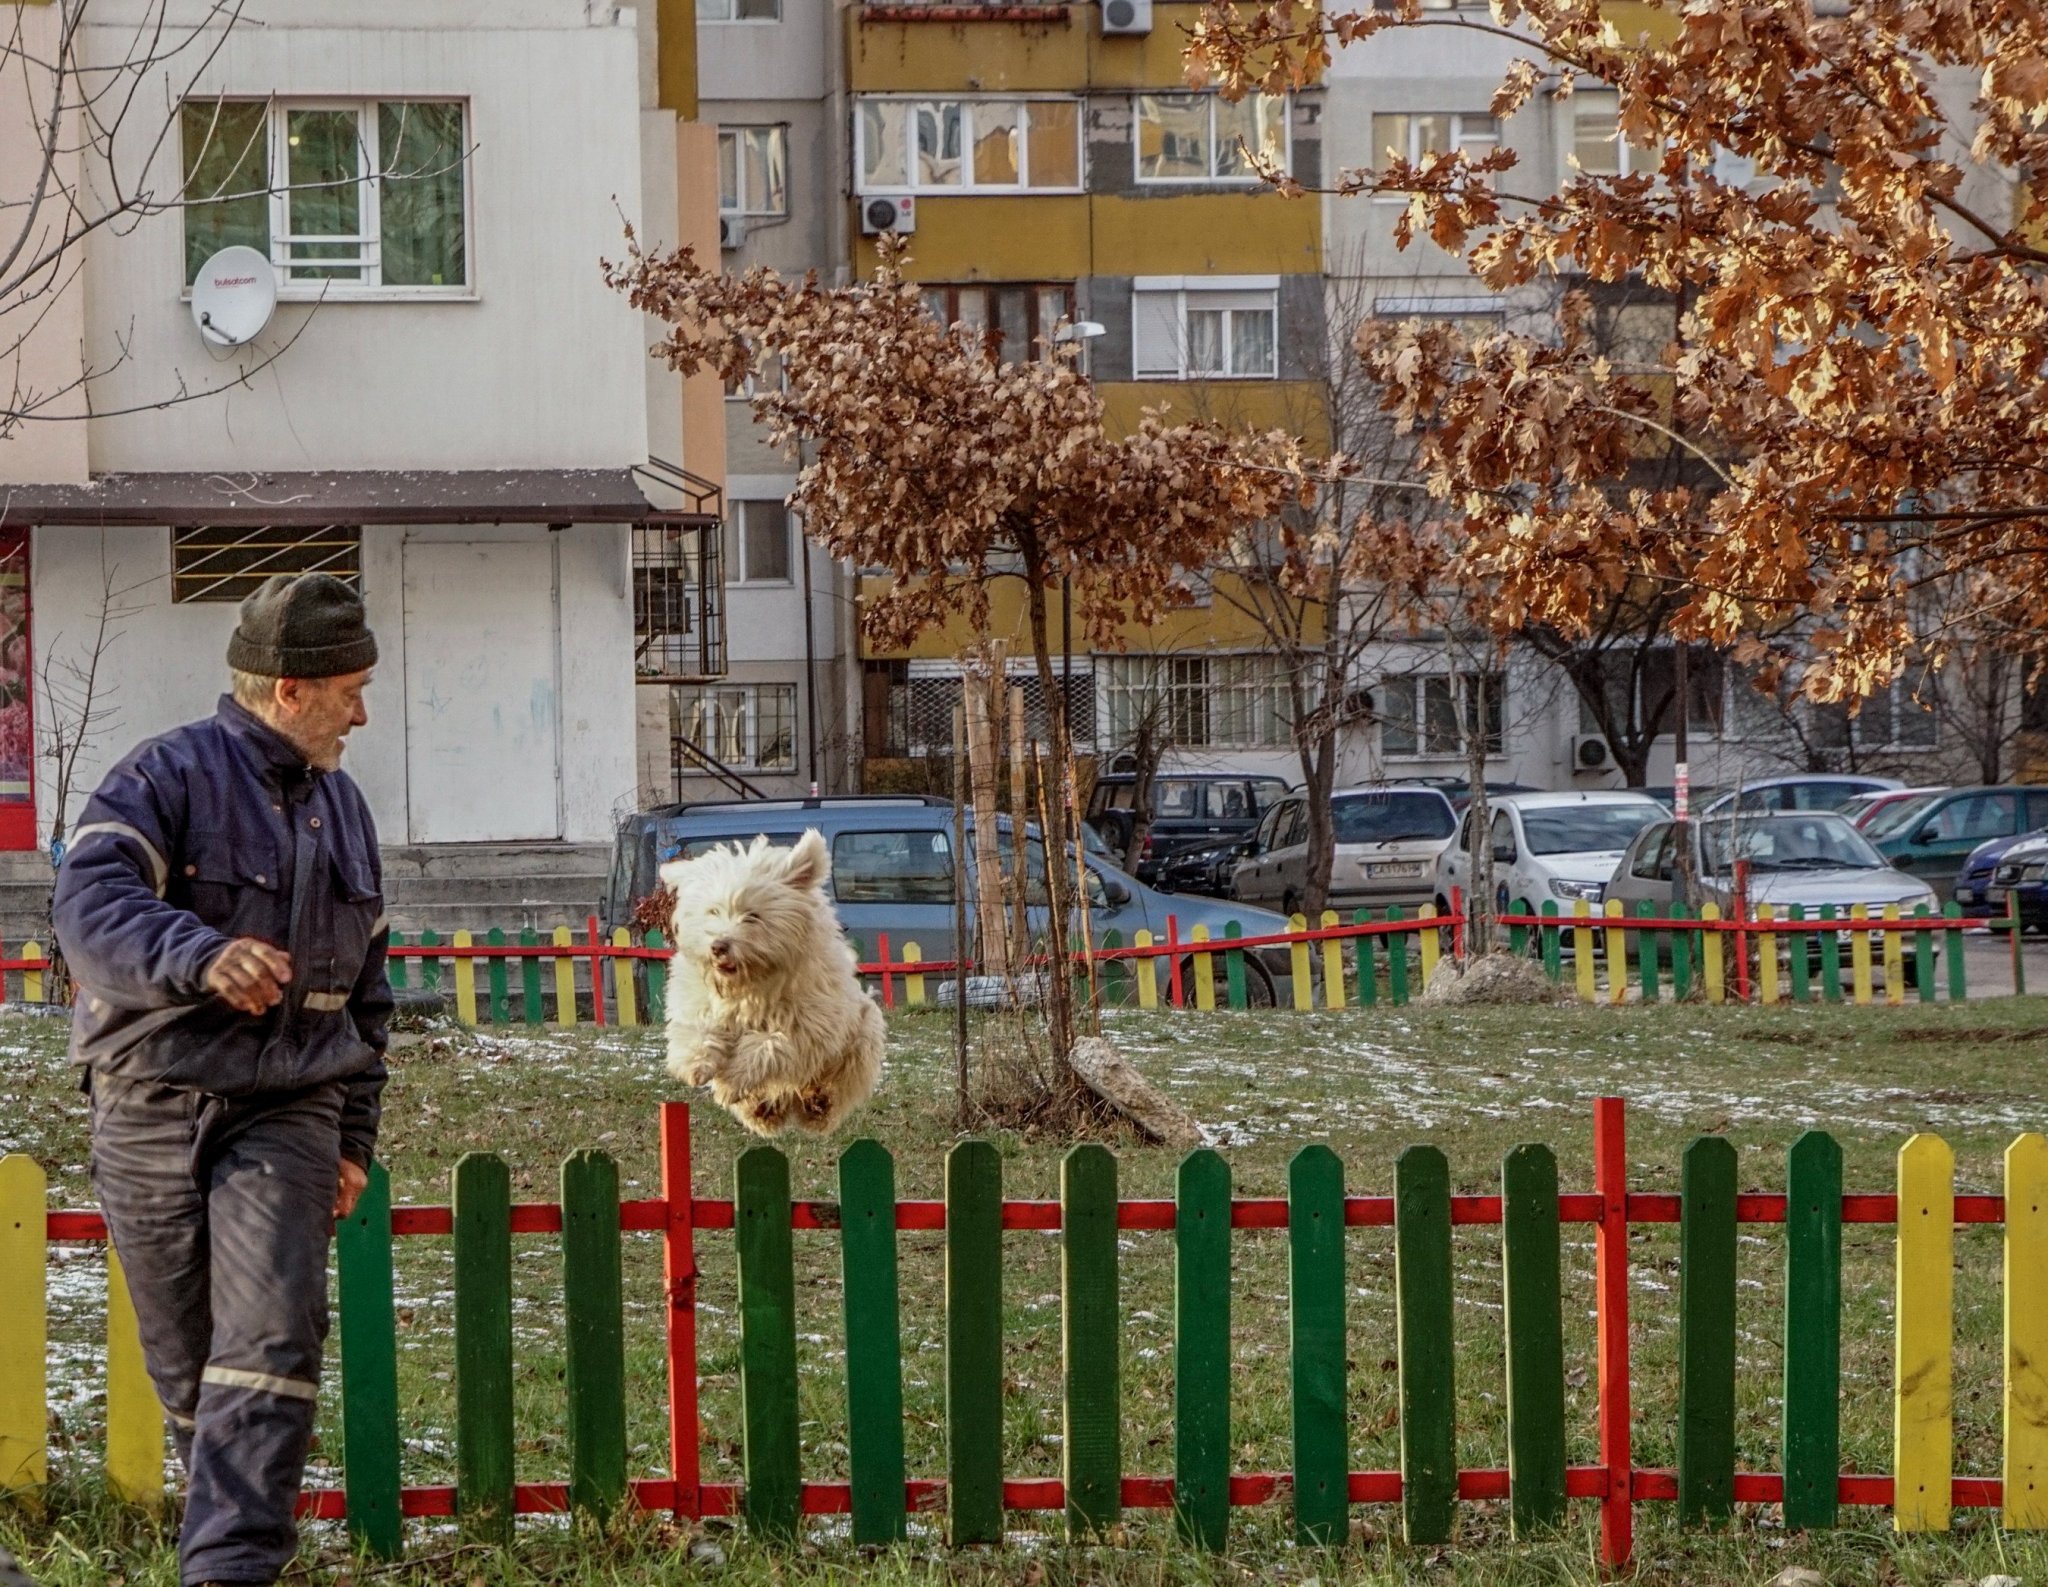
402, 539, 562, 843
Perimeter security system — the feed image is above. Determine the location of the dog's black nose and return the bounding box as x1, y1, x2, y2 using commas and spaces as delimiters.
710, 937, 732, 959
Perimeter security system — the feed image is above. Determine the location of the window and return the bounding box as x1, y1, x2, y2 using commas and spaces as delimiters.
1133, 92, 1288, 183
855, 97, 1082, 193
725, 501, 794, 584
1575, 646, 1725, 737
700, 0, 779, 19
1380, 671, 1506, 756
1372, 294, 1505, 339
830, 830, 954, 904
1922, 794, 2019, 845
1331, 791, 1456, 844
1100, 653, 1294, 749
172, 525, 361, 603
181, 98, 467, 293
922, 283, 1075, 363
672, 683, 797, 771
1132, 278, 1278, 380
1809, 684, 1938, 753
634, 521, 724, 680
719, 127, 788, 217
866, 664, 1095, 757
1569, 91, 1645, 178
1629, 823, 1676, 882
1367, 112, 1498, 197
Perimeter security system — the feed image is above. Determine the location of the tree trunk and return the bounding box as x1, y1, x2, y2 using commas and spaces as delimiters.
963, 658, 1011, 978
1465, 671, 1494, 956
1019, 527, 1077, 1076
1007, 682, 1033, 958
1125, 711, 1164, 872
1299, 729, 1337, 921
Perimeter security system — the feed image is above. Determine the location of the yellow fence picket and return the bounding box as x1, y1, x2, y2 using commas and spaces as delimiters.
1894, 1133, 1954, 1532
452, 930, 479, 1026
1190, 925, 1216, 1012
1288, 914, 1312, 1011
1602, 899, 1626, 1005
1572, 902, 1597, 1003
1320, 911, 1345, 1010
1850, 905, 1875, 1005
901, 943, 927, 1008
1134, 930, 1158, 1009
106, 1247, 164, 1508
20, 941, 43, 1004
553, 926, 578, 1027
2006, 1134, 2048, 1528
1756, 905, 1780, 1005
0, 1155, 45, 1494
1700, 902, 1725, 1002
611, 928, 640, 1026
1882, 905, 1905, 1006
1417, 905, 1440, 988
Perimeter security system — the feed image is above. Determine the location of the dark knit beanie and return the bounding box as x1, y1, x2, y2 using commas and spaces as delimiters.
226, 573, 379, 679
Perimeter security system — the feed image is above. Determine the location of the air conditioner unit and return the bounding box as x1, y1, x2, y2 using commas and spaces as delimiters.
1102, 0, 1152, 31
1571, 733, 1614, 772
859, 195, 916, 236
718, 214, 749, 251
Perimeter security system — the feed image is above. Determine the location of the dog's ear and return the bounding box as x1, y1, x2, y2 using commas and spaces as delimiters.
657, 857, 691, 891
783, 828, 829, 891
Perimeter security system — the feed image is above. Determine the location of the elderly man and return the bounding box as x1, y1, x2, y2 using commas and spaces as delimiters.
53, 573, 392, 1587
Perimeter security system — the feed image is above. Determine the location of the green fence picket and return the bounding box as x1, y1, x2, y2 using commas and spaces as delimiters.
1507, 899, 1530, 957
947, 1139, 1004, 1546
1782, 1130, 1842, 1529
1501, 1144, 1566, 1537
1671, 901, 1694, 1000
1788, 905, 1811, 1003
1912, 905, 1936, 1004
1287, 1145, 1347, 1547
1395, 1145, 1456, 1545
1062, 1144, 1121, 1538
1386, 908, 1410, 1006
1637, 900, 1660, 1002
1818, 905, 1843, 1002
645, 929, 668, 1018
1540, 900, 1562, 982
484, 927, 509, 1024
562, 1150, 626, 1518
386, 933, 409, 993
1175, 1148, 1232, 1551
418, 927, 442, 993
519, 928, 544, 1024
1355, 910, 1377, 1006
736, 1146, 801, 1540
453, 1153, 514, 1541
337, 1160, 402, 1561
838, 1140, 907, 1545
1678, 1136, 1737, 1525
1944, 901, 1967, 1002
1224, 921, 1247, 1010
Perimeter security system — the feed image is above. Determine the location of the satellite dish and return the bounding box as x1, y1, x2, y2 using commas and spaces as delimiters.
191, 245, 277, 347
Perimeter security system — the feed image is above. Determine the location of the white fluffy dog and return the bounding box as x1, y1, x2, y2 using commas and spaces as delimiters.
660, 829, 884, 1136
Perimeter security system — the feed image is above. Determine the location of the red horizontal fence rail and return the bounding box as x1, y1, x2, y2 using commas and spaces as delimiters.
34, 1099, 2042, 1572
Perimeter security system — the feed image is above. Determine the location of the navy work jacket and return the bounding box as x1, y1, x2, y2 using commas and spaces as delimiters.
52, 696, 391, 1166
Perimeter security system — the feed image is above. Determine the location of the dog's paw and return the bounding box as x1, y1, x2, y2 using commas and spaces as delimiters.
731, 1093, 794, 1135
791, 1084, 842, 1135
668, 1055, 716, 1088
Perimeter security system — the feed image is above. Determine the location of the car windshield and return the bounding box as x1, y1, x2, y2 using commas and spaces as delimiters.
1521, 803, 1666, 856
1860, 792, 1940, 840
1251, 780, 1290, 812
1699, 815, 1885, 873
1333, 792, 1455, 844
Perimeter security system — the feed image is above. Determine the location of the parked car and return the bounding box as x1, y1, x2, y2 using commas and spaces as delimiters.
1084, 771, 1291, 884
603, 794, 1296, 1002
1697, 775, 1905, 818
1233, 785, 1458, 915
1986, 832, 2048, 933
1868, 786, 2048, 900
1605, 812, 1940, 978
1392, 776, 1543, 816
1839, 786, 1946, 832
1954, 826, 2048, 916
1435, 791, 1668, 918
1154, 835, 1245, 898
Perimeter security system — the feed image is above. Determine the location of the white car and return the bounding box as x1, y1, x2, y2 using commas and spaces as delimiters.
1233, 785, 1458, 915
1435, 791, 1669, 917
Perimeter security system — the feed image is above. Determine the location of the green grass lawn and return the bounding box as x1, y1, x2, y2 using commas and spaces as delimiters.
5, 998, 2048, 1584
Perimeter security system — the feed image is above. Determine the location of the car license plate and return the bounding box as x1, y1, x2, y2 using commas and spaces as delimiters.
1956, 886, 1978, 904
1367, 862, 1425, 879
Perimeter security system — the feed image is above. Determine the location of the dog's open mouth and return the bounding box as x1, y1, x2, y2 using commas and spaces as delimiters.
709, 952, 741, 981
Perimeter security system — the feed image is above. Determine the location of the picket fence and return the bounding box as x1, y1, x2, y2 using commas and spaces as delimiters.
383, 893, 2029, 1028
4, 1100, 2047, 1571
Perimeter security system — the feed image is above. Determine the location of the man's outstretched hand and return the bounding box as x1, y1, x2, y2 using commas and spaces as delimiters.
335, 1158, 369, 1220
206, 938, 291, 1015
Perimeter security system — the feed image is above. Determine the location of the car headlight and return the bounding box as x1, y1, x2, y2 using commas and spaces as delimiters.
2023, 863, 2047, 883
1549, 877, 1605, 901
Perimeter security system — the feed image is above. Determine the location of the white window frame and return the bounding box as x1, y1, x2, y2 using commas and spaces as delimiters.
673, 682, 799, 772
719, 125, 789, 218
1809, 681, 1940, 754
1131, 275, 1280, 381
183, 97, 474, 302
1368, 111, 1499, 202
852, 95, 1085, 195
1568, 89, 1658, 181
1098, 652, 1294, 750
698, 0, 781, 22
1131, 91, 1292, 186
1379, 670, 1506, 758
727, 499, 796, 586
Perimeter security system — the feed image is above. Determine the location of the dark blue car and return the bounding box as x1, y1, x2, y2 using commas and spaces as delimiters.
1954, 826, 2048, 916
1983, 831, 2048, 932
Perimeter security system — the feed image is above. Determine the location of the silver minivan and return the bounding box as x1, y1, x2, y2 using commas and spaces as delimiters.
1233, 785, 1458, 915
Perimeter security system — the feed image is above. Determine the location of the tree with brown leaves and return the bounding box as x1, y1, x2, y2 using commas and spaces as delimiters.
608, 238, 1308, 1111
1191, 0, 2048, 714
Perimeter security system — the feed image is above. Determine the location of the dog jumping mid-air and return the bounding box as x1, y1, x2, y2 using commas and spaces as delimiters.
660, 830, 884, 1135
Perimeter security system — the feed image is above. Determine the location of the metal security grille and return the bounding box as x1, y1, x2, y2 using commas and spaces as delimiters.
864, 661, 1094, 758
634, 519, 726, 682
171, 525, 362, 603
